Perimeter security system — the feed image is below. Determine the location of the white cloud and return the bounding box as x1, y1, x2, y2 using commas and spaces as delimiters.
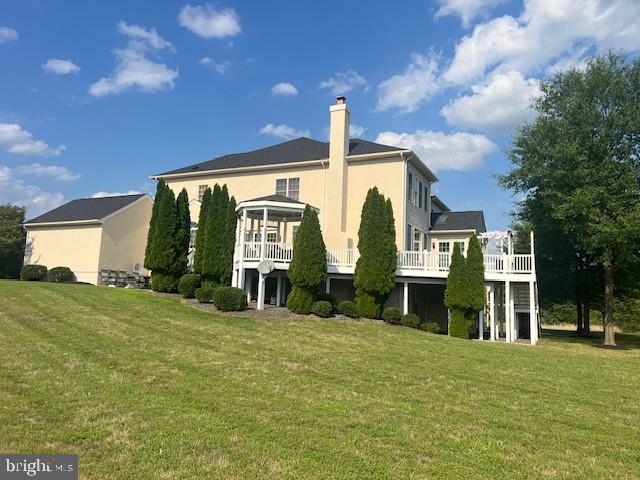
199, 56, 228, 74
444, 0, 640, 85
12, 163, 80, 181
375, 130, 497, 171
178, 4, 241, 39
91, 190, 141, 198
271, 82, 298, 96
0, 123, 66, 157
435, 0, 506, 28
319, 70, 367, 96
0, 166, 65, 217
376, 53, 440, 112
0, 27, 18, 43
441, 70, 541, 134
259, 123, 310, 140
349, 124, 366, 138
89, 21, 178, 97
42, 59, 81, 75
116, 20, 175, 51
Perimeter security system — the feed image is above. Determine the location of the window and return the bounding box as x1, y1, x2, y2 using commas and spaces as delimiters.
407, 172, 413, 201
418, 181, 423, 208
454, 241, 465, 255
424, 186, 429, 212
292, 225, 299, 242
275, 178, 287, 196
275, 177, 299, 200
424, 233, 428, 251
189, 225, 198, 248
198, 185, 208, 202
413, 228, 421, 251
406, 224, 412, 250
438, 242, 450, 253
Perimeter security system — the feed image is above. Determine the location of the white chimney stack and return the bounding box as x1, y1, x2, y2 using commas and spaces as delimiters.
326, 96, 350, 243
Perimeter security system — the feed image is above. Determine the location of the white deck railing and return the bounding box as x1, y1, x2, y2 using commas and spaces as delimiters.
239, 242, 533, 274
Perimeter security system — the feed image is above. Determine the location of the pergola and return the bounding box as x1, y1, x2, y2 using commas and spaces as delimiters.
232, 194, 317, 310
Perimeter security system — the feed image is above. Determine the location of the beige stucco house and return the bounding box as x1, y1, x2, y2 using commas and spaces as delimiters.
153, 97, 540, 344
23, 194, 152, 285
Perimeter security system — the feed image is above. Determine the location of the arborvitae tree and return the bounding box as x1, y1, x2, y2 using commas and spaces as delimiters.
192, 187, 212, 274
174, 188, 191, 277
0, 204, 26, 279
287, 205, 327, 313
353, 187, 397, 318
465, 235, 485, 312
220, 195, 237, 285
444, 243, 466, 309
201, 184, 224, 283
150, 187, 178, 292
144, 180, 167, 270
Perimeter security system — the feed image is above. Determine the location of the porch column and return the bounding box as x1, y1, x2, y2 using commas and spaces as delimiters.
403, 281, 409, 315
260, 207, 268, 261
276, 274, 283, 307
238, 209, 248, 291
529, 280, 537, 344
511, 285, 517, 341
489, 284, 496, 341
325, 277, 331, 294
478, 310, 484, 341
505, 280, 511, 343
283, 218, 288, 244
257, 273, 266, 310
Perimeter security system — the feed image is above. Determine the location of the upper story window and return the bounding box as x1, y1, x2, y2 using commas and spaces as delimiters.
424, 186, 429, 212
454, 241, 465, 255
438, 241, 450, 253
413, 227, 422, 251
418, 180, 423, 209
407, 172, 413, 202
198, 185, 208, 202
275, 177, 300, 201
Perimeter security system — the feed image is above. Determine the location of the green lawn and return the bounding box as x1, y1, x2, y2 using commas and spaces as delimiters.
0, 281, 638, 479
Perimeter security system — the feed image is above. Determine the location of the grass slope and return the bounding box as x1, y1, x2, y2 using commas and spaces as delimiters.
0, 281, 639, 479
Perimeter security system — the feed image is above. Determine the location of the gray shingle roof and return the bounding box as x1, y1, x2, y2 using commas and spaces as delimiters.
155, 137, 405, 176
245, 194, 305, 204
25, 194, 147, 225
430, 211, 486, 233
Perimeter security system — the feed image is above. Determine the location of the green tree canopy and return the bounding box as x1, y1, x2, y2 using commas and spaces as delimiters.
0, 204, 26, 279
144, 180, 168, 270
499, 52, 640, 346
444, 243, 466, 310
193, 187, 212, 274
354, 187, 397, 318
174, 188, 191, 277
288, 205, 327, 290
465, 235, 485, 312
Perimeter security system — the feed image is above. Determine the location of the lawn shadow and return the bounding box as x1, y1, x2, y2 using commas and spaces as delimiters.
541, 328, 640, 351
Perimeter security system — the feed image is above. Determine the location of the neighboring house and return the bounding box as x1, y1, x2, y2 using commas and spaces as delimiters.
154, 97, 539, 344
23, 194, 152, 285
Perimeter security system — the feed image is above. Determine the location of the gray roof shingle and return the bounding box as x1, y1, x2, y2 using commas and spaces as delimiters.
430, 211, 486, 233
25, 194, 147, 225
155, 137, 405, 176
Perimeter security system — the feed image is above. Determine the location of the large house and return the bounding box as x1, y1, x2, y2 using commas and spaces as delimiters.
153, 97, 539, 344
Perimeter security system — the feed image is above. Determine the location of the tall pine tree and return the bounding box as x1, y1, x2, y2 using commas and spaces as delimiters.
220, 194, 237, 285
174, 188, 191, 278
201, 184, 224, 283
144, 180, 167, 270
287, 205, 327, 313
192, 187, 212, 274
353, 187, 397, 318
150, 187, 178, 292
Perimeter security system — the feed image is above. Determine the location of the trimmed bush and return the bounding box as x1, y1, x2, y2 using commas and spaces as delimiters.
286, 286, 315, 314
420, 321, 440, 334
178, 273, 201, 298
47, 266, 75, 283
311, 300, 333, 318
449, 309, 475, 338
195, 285, 216, 303
382, 307, 402, 324
213, 286, 247, 311
315, 292, 338, 311
355, 290, 381, 319
151, 271, 178, 293
401, 313, 421, 328
20, 264, 48, 281
338, 300, 359, 318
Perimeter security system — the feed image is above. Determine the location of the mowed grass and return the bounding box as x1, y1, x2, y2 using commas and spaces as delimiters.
0, 281, 639, 479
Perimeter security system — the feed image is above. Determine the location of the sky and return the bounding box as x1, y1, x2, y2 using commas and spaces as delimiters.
1, 0, 639, 229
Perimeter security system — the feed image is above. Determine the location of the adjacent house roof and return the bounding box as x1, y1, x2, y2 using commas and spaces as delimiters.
430, 194, 450, 212
154, 137, 407, 177
430, 211, 486, 233
25, 194, 147, 225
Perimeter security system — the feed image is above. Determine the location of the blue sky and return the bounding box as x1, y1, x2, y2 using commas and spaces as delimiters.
1, 0, 639, 229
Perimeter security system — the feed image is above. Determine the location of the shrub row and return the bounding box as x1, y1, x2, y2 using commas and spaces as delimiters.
20, 265, 75, 283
